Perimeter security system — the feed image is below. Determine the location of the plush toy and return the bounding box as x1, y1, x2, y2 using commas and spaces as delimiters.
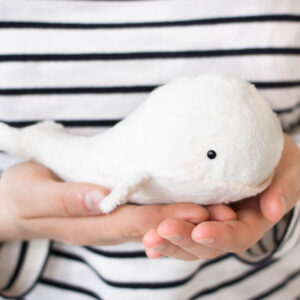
0, 73, 284, 213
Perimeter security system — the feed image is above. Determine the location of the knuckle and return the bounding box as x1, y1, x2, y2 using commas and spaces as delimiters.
123, 229, 143, 240
59, 189, 72, 217
122, 228, 143, 241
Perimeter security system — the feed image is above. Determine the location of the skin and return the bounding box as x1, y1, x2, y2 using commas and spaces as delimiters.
143, 134, 300, 260
0, 134, 299, 263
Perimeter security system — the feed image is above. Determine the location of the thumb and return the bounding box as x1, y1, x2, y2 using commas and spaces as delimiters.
259, 184, 285, 223
3, 162, 111, 218
260, 134, 300, 223
38, 181, 111, 217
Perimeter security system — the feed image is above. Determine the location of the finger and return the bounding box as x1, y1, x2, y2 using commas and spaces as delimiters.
259, 184, 286, 223
1, 162, 110, 218
23, 202, 209, 244
206, 204, 237, 221
143, 228, 199, 261
31, 180, 111, 217
22, 212, 139, 244
156, 218, 224, 259
192, 208, 272, 253
119, 203, 209, 242
259, 169, 298, 222
260, 134, 300, 222
120, 202, 209, 239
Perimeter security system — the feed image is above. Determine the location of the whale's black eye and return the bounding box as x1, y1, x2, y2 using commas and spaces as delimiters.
207, 150, 217, 159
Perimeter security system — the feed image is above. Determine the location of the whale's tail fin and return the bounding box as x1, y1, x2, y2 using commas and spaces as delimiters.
0, 122, 20, 156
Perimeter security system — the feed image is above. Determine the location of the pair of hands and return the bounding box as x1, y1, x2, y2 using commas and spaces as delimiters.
0, 134, 299, 261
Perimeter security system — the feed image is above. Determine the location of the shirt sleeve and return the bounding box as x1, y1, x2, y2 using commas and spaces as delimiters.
0, 240, 51, 299
235, 132, 300, 265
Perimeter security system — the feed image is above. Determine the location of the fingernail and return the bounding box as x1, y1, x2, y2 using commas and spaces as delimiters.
85, 190, 105, 213
195, 238, 215, 245
281, 196, 287, 215
150, 243, 166, 252
163, 234, 183, 242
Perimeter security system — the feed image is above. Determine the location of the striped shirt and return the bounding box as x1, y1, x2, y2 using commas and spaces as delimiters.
0, 0, 300, 299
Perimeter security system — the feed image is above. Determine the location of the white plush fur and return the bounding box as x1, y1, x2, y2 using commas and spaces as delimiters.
0, 74, 284, 213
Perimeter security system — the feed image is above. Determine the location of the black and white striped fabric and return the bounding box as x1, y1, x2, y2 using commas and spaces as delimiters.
1, 0, 300, 299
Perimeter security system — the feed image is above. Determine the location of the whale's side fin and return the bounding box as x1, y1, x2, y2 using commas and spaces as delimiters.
99, 171, 151, 213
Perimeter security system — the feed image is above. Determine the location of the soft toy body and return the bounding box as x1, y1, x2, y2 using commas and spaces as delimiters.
0, 74, 284, 213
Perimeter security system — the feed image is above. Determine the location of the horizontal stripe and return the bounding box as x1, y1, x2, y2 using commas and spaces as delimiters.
254, 81, 300, 89
251, 268, 300, 299
1, 14, 300, 29
1, 80, 300, 97
1, 48, 300, 62
0, 86, 152, 95
0, 119, 119, 128
51, 248, 231, 289
83, 246, 147, 259
189, 259, 276, 299
39, 277, 102, 300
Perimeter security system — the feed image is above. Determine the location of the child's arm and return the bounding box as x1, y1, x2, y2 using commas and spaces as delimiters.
144, 134, 300, 261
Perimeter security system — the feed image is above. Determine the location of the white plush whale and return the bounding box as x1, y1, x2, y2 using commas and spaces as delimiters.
0, 73, 284, 213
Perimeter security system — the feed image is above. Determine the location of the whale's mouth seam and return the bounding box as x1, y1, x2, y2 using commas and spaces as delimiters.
215, 171, 274, 193
244, 171, 274, 190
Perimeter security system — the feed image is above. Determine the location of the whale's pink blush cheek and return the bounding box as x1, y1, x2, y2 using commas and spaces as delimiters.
182, 159, 200, 175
